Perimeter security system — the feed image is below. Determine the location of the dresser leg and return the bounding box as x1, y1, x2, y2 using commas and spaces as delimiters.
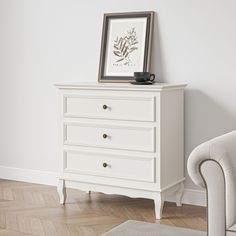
176, 182, 184, 207
154, 193, 164, 220
57, 179, 67, 204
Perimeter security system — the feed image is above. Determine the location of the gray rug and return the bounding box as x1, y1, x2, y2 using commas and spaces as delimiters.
102, 220, 206, 236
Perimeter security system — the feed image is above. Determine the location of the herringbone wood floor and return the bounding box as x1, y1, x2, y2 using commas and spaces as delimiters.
0, 179, 207, 235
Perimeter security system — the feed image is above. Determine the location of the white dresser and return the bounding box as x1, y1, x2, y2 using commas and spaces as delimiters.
55, 82, 186, 219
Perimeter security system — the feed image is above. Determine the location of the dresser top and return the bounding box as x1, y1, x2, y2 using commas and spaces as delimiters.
54, 82, 187, 92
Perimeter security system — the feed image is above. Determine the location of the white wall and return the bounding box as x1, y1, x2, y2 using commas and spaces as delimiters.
0, 0, 236, 200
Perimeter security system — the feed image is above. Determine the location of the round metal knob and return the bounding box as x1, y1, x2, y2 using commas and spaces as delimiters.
103, 105, 108, 110
103, 134, 108, 139
103, 163, 108, 168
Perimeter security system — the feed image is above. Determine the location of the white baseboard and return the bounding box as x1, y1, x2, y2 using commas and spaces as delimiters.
0, 165, 206, 206
166, 188, 206, 207
0, 165, 58, 186
182, 188, 206, 207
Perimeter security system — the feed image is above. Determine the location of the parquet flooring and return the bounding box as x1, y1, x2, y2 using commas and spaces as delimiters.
0, 179, 207, 235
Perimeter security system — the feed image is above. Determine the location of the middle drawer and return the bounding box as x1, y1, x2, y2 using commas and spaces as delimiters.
64, 123, 155, 152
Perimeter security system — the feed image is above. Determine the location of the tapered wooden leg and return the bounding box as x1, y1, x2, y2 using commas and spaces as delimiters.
57, 179, 67, 204
176, 182, 184, 207
154, 192, 164, 219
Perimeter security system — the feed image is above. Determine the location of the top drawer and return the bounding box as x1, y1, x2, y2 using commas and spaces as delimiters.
63, 94, 155, 122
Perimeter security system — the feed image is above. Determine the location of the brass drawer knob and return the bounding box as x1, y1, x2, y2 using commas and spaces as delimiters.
103, 134, 108, 139
103, 163, 108, 168
103, 105, 108, 110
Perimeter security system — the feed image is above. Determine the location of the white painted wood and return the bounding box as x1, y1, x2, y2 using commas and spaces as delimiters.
159, 89, 185, 189
176, 182, 184, 206
64, 122, 155, 152
55, 82, 186, 219
65, 150, 155, 182
154, 192, 164, 220
64, 94, 155, 122
54, 82, 186, 92
57, 179, 66, 204
62, 168, 160, 191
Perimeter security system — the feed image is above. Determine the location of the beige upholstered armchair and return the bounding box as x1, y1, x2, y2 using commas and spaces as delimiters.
188, 131, 236, 236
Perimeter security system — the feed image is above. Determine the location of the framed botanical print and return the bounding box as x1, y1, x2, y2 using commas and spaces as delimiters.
98, 11, 154, 82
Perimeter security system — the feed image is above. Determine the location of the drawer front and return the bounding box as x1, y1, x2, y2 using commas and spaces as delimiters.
64, 94, 155, 122
64, 151, 155, 183
64, 123, 155, 152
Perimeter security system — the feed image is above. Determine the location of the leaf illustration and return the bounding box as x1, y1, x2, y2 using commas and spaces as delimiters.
123, 45, 129, 56
129, 47, 138, 54
113, 28, 139, 64
121, 40, 127, 52
113, 51, 122, 57
116, 58, 124, 62
124, 51, 129, 58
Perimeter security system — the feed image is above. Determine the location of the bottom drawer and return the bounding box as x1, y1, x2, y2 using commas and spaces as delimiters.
64, 151, 155, 183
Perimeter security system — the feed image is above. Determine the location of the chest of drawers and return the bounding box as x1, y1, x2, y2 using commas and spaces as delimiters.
55, 82, 186, 219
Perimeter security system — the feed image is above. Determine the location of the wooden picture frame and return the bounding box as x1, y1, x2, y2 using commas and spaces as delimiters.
98, 11, 154, 83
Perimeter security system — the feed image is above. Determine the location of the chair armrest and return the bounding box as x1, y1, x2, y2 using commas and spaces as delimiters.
187, 131, 236, 229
